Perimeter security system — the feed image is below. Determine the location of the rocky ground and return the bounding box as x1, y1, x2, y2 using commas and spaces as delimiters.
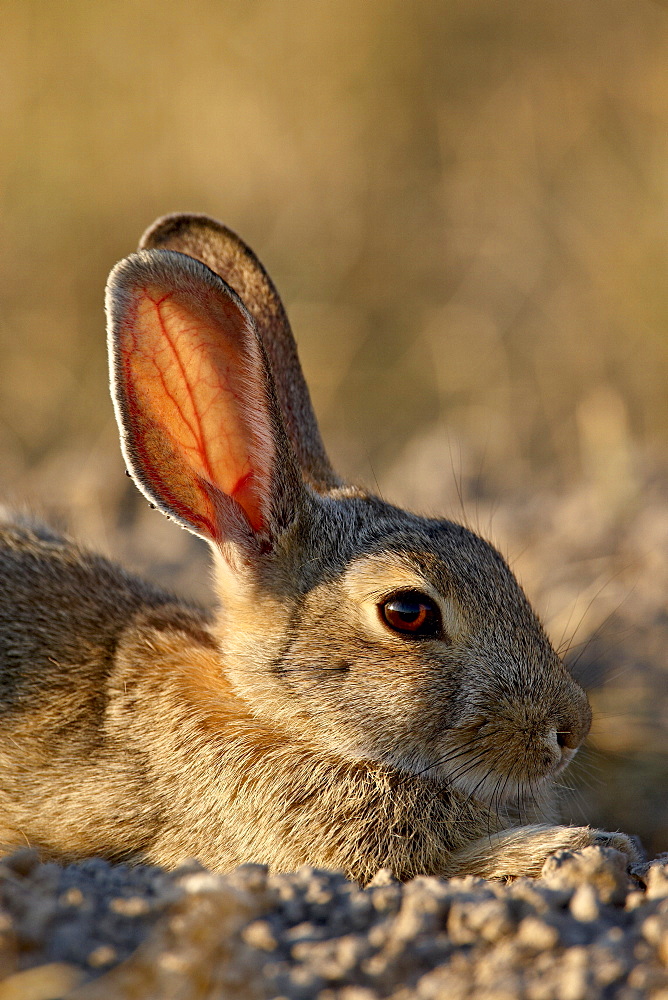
0, 846, 666, 1000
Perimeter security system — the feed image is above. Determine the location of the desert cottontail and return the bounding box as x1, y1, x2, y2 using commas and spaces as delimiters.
0, 214, 638, 882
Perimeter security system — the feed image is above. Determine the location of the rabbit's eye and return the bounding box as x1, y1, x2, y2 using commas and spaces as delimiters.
379, 591, 442, 638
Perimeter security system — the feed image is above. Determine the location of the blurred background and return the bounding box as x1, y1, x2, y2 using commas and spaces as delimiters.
0, 0, 666, 854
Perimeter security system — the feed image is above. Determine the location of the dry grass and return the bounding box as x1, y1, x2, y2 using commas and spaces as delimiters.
0, 0, 666, 854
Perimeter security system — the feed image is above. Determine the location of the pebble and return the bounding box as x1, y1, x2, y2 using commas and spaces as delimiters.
516, 915, 560, 950
570, 883, 600, 922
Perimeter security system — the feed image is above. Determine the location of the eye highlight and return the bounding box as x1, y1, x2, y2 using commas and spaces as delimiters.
379, 590, 442, 639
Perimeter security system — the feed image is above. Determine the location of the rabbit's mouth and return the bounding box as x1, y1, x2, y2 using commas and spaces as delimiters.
441, 760, 563, 812
419, 725, 581, 810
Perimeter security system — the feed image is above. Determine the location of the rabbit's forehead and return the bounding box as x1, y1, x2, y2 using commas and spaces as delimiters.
325, 508, 544, 630
337, 510, 514, 594
338, 539, 508, 607
341, 551, 444, 600
309, 496, 525, 611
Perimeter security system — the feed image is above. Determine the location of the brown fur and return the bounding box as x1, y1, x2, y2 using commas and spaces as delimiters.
0, 216, 640, 882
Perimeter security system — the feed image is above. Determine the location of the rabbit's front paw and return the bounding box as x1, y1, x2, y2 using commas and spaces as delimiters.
444, 824, 641, 880
541, 825, 641, 865
589, 828, 641, 862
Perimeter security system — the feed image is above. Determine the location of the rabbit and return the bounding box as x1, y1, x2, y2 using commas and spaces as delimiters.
0, 213, 639, 884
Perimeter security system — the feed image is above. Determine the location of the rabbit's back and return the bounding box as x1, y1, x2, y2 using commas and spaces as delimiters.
0, 517, 219, 862
0, 518, 179, 712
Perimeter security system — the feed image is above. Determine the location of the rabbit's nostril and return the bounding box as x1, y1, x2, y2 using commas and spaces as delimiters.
556, 728, 580, 751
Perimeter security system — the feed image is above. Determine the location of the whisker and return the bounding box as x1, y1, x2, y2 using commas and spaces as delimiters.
394, 736, 485, 785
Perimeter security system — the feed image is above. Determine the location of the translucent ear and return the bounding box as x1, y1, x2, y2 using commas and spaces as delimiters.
140, 213, 341, 492
106, 249, 293, 548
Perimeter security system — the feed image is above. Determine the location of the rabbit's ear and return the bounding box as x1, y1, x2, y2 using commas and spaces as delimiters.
106, 248, 304, 552
139, 213, 340, 492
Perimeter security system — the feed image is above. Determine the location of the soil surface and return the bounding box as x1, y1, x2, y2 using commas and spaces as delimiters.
0, 846, 666, 999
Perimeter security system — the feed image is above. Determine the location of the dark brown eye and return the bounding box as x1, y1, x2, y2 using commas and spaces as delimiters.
379, 590, 442, 638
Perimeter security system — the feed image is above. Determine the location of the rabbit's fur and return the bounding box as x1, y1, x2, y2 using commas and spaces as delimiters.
0, 215, 638, 882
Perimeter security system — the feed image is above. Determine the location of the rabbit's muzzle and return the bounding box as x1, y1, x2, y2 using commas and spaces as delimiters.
437, 673, 592, 806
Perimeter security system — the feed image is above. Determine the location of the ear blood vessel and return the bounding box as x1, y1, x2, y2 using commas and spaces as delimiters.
0, 214, 639, 883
